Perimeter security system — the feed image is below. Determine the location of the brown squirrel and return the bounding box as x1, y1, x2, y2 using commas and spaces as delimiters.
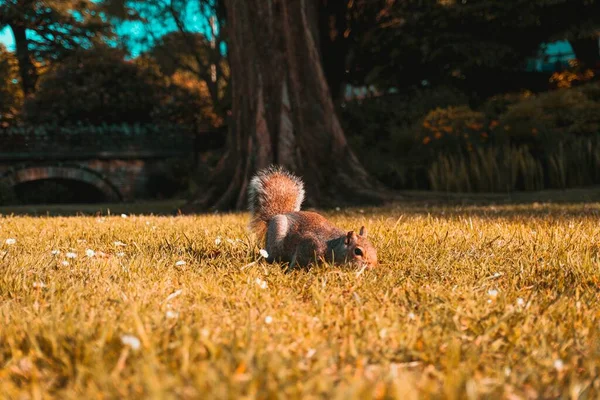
248, 166, 378, 269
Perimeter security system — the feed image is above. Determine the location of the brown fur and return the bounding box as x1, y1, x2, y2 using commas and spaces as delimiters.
248, 166, 378, 269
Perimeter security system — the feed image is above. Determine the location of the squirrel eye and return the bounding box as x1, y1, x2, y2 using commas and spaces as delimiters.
354, 248, 363, 256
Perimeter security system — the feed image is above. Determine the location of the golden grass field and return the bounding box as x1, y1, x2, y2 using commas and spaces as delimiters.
1, 200, 599, 399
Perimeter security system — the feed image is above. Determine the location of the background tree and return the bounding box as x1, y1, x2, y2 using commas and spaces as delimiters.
354, 0, 600, 99
183, 0, 385, 211
0, 0, 115, 96
146, 31, 229, 123
23, 46, 210, 126
108, 0, 230, 119
318, 0, 394, 103
0, 43, 22, 127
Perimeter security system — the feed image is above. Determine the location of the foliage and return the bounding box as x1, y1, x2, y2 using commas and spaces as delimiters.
0, 0, 117, 94
428, 146, 545, 193
549, 59, 595, 89
22, 47, 211, 126
415, 106, 489, 155
0, 44, 22, 127
343, 82, 600, 192
355, 0, 600, 95
341, 86, 469, 189
0, 203, 600, 397
145, 31, 230, 119
497, 83, 600, 146
111, 0, 230, 118
479, 91, 535, 121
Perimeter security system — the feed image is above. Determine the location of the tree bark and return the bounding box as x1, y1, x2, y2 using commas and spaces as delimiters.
9, 23, 38, 97
182, 0, 385, 212
318, 0, 351, 103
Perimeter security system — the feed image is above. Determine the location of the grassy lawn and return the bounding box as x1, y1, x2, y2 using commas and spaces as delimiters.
1, 200, 599, 398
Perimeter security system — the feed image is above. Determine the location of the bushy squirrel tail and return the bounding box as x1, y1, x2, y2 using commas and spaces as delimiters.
248, 165, 305, 238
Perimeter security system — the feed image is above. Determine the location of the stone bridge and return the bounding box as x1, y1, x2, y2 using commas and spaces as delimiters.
0, 125, 224, 202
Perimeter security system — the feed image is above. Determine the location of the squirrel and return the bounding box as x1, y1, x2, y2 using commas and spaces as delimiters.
248, 165, 378, 269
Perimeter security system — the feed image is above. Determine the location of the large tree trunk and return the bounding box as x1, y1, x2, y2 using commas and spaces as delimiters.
9, 23, 38, 96
182, 0, 385, 212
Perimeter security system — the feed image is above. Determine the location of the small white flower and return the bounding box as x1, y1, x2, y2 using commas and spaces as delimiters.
175, 260, 186, 266
5, 238, 16, 245
504, 367, 511, 377
33, 281, 46, 288
554, 359, 564, 372
166, 310, 179, 319
85, 249, 95, 258
259, 249, 269, 258
487, 289, 499, 298
359, 209, 365, 213
121, 214, 128, 218
120, 334, 141, 351
116, 252, 125, 257
201, 328, 210, 337
264, 316, 273, 324
255, 278, 267, 289
61, 260, 69, 266
214, 237, 222, 245
51, 249, 60, 255
516, 297, 525, 307
66, 252, 77, 259
335, 207, 341, 211
407, 312, 416, 320
306, 348, 317, 358
113, 241, 127, 247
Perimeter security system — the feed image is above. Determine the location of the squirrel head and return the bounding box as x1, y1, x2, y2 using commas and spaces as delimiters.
344, 226, 378, 268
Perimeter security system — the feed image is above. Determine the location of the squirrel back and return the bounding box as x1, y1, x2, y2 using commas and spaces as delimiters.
248, 165, 305, 238
248, 166, 378, 269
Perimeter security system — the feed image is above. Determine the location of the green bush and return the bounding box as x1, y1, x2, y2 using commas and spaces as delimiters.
341, 86, 469, 189
414, 106, 490, 156
344, 81, 600, 192
497, 85, 600, 148
23, 47, 210, 127
479, 91, 534, 120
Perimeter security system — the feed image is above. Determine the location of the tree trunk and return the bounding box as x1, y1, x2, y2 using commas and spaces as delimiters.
318, 0, 351, 103
182, 0, 385, 212
9, 23, 38, 96
569, 35, 600, 69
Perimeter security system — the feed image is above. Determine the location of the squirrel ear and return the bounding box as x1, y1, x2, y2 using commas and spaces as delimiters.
359, 226, 367, 237
345, 231, 356, 245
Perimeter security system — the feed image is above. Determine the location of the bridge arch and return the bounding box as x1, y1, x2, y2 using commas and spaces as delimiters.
1, 165, 123, 202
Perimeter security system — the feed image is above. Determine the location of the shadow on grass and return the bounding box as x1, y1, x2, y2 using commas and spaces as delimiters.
1, 187, 599, 217
342, 186, 600, 219
0, 199, 187, 217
